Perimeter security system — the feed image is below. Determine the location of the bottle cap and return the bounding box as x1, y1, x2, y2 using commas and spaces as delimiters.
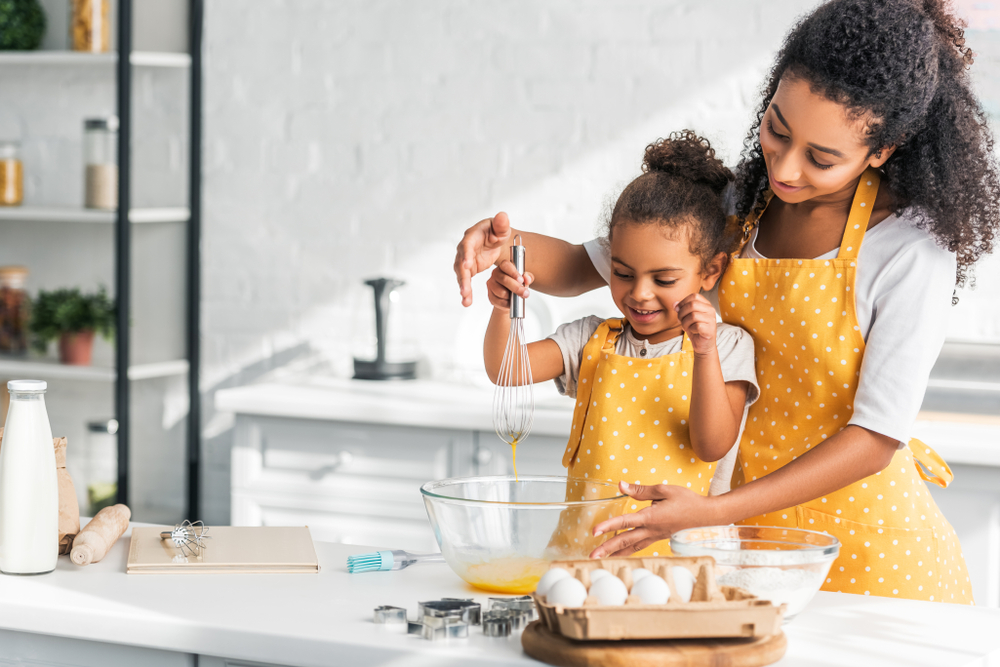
7, 380, 46, 392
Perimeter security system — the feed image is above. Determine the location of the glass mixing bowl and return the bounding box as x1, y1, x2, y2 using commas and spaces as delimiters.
421, 475, 628, 595
671, 525, 840, 620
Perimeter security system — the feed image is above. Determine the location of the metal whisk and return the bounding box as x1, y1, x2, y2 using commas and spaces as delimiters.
493, 236, 534, 459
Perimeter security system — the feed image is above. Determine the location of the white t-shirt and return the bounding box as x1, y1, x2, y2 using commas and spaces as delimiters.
584, 210, 956, 447
547, 317, 760, 495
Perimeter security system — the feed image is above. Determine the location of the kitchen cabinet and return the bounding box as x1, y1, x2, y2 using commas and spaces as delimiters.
0, 628, 192, 667
229, 413, 569, 551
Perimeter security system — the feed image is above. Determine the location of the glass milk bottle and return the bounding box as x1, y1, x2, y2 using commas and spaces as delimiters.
0, 380, 58, 574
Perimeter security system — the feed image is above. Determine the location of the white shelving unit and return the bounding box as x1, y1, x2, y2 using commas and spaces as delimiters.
0, 51, 190, 68
0, 206, 190, 224
0, 358, 188, 382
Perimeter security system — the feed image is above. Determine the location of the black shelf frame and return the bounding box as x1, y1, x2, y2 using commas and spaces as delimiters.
114, 0, 203, 520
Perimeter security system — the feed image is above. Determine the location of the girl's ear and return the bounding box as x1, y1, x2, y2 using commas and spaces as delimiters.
868, 145, 897, 169
701, 252, 728, 291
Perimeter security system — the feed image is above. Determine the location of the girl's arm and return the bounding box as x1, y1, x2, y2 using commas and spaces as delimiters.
675, 294, 748, 462
483, 272, 566, 385
456, 212, 605, 307
589, 426, 896, 557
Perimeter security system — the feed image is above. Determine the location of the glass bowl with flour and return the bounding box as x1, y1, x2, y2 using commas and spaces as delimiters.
671, 525, 839, 620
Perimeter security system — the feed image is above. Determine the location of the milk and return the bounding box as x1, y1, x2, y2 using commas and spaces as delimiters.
0, 380, 58, 574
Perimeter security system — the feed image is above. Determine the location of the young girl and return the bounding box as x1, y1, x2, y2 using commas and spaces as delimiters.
484, 132, 759, 556
462, 0, 999, 603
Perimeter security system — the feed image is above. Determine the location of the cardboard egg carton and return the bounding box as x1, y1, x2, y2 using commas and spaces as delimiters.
531, 556, 784, 641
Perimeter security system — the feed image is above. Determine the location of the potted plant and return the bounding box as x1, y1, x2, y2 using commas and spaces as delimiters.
30, 287, 115, 365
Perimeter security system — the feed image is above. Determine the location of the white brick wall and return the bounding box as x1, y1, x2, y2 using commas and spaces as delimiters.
200, 0, 1000, 523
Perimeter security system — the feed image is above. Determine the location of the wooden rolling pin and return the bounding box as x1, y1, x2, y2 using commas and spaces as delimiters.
70, 504, 131, 566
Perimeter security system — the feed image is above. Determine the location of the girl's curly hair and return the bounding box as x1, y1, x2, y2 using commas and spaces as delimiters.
734, 0, 1000, 290
609, 130, 737, 271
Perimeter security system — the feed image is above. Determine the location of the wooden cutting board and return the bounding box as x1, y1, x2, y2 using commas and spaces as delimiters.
521, 620, 787, 667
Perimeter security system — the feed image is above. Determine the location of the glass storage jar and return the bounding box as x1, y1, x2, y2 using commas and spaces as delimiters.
0, 142, 23, 206
0, 266, 29, 355
71, 0, 111, 53
84, 117, 117, 210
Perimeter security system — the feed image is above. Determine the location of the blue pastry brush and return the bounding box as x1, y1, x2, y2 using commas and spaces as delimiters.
347, 550, 444, 573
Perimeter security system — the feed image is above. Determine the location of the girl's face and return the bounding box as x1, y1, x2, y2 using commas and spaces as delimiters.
609, 221, 723, 344
759, 75, 895, 203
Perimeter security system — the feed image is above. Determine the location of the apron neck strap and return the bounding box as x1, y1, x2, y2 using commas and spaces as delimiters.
837, 167, 881, 260
602, 318, 628, 351
680, 331, 694, 353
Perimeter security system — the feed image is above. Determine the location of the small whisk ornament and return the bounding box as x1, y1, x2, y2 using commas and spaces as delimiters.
159, 520, 211, 557
493, 236, 534, 479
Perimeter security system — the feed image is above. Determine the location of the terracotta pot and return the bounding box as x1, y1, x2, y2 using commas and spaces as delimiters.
58, 330, 95, 365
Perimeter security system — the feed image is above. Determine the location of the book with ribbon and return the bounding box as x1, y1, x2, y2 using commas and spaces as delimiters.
127, 525, 320, 574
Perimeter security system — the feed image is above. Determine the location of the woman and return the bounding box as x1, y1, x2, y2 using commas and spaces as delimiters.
455, 0, 999, 604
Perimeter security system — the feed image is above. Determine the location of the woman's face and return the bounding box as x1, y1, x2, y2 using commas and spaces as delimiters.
759, 75, 894, 203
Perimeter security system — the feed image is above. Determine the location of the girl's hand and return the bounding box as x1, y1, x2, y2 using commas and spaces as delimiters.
455, 212, 514, 307
486, 261, 533, 311
674, 293, 718, 356
589, 481, 723, 558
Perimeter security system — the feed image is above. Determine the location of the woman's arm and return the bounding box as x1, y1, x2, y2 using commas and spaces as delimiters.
589, 424, 897, 557
456, 212, 605, 307
676, 294, 748, 462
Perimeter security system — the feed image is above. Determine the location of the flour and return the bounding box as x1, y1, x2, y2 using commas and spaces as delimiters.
717, 567, 825, 619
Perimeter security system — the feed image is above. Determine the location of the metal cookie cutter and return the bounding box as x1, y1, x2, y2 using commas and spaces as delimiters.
481, 610, 513, 637
488, 596, 535, 626
418, 599, 481, 626
373, 606, 407, 624
440, 598, 482, 625
421, 615, 469, 640
159, 520, 210, 557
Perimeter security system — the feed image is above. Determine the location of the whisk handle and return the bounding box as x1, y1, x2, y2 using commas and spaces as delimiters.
509, 242, 526, 319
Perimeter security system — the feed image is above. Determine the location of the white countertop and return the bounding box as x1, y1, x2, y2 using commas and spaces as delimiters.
215, 376, 577, 437
1, 527, 998, 666
215, 376, 1000, 466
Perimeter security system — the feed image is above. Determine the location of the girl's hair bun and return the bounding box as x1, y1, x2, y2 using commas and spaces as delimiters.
642, 130, 733, 195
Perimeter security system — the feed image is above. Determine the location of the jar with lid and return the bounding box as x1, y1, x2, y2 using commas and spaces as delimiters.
0, 266, 29, 355
0, 380, 58, 575
71, 0, 111, 53
84, 419, 117, 514
0, 142, 23, 206
84, 117, 117, 210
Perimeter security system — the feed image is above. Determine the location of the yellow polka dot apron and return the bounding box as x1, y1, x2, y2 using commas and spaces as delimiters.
557, 318, 715, 556
719, 168, 973, 604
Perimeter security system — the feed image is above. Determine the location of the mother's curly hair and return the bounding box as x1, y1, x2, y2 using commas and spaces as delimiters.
734, 0, 1000, 290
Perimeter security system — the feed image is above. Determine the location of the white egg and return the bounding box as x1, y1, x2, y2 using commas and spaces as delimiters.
671, 566, 696, 603
535, 568, 571, 596
588, 574, 629, 606
589, 568, 613, 583
546, 576, 588, 608
631, 574, 671, 604
630, 567, 653, 584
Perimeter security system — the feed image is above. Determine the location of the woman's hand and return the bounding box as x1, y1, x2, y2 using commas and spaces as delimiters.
674, 293, 718, 356
455, 212, 520, 307
486, 261, 534, 311
589, 481, 724, 558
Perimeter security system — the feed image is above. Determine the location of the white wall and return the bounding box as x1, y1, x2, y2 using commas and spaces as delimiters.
200, 0, 1000, 523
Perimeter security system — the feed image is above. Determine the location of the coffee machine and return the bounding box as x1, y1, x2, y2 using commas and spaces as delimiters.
352, 277, 417, 380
